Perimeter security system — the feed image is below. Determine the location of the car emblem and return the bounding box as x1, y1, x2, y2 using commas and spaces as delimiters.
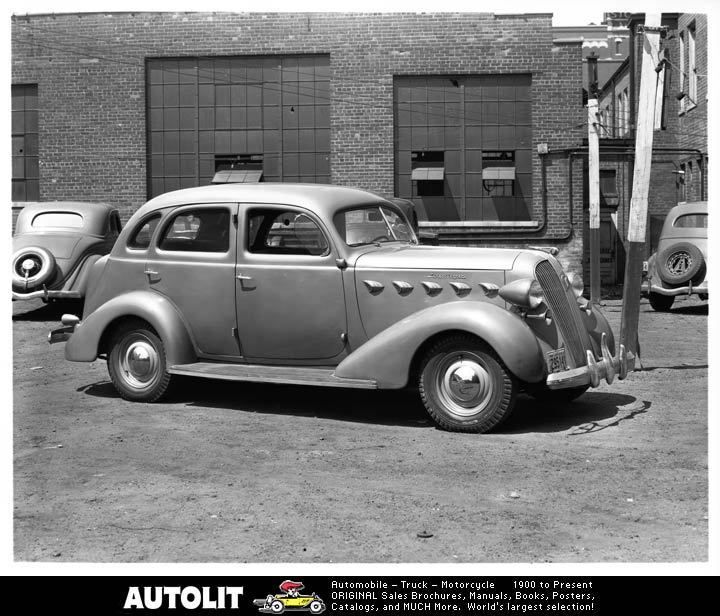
253, 580, 326, 614
561, 273, 570, 290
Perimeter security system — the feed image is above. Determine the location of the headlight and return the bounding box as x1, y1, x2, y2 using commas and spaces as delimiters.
498, 278, 545, 309
567, 272, 584, 298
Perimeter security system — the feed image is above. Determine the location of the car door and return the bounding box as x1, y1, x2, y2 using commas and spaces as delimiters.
235, 204, 347, 361
144, 203, 240, 358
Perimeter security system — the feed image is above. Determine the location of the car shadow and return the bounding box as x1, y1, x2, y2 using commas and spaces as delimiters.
78, 377, 649, 434
79, 378, 433, 429
669, 303, 708, 316
12, 300, 83, 322
502, 392, 649, 434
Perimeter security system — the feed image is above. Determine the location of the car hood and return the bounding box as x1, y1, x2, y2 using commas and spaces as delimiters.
354, 244, 526, 271
352, 244, 548, 340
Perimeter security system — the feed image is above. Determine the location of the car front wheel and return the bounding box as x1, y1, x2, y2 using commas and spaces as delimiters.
107, 320, 172, 402
419, 335, 517, 433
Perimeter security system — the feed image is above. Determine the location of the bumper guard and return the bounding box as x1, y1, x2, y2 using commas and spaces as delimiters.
546, 333, 635, 390
48, 314, 81, 345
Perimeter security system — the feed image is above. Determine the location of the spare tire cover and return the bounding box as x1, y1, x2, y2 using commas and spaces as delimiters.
657, 241, 705, 285
12, 246, 56, 292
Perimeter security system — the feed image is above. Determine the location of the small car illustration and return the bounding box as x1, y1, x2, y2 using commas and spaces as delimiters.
49, 183, 634, 433
644, 201, 708, 311
253, 581, 325, 614
12, 201, 122, 302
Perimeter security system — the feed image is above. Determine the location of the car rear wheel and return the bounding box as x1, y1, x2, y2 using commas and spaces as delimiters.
107, 320, 172, 402
657, 242, 704, 285
269, 600, 285, 614
12, 246, 55, 291
649, 292, 674, 312
419, 335, 517, 433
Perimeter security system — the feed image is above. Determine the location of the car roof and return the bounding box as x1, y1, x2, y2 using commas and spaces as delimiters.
18, 201, 116, 216
666, 201, 707, 217
136, 183, 389, 218
14, 201, 117, 235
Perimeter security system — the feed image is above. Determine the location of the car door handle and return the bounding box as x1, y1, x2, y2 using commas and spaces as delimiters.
236, 274, 253, 281
144, 269, 161, 283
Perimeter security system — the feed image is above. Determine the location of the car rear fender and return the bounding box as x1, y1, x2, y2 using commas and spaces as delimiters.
65, 290, 196, 364
335, 301, 546, 388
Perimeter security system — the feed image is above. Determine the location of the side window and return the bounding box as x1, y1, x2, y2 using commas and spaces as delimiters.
247, 209, 329, 256
158, 208, 230, 253
127, 214, 161, 250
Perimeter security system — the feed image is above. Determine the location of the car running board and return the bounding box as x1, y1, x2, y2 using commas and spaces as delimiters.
168, 362, 377, 389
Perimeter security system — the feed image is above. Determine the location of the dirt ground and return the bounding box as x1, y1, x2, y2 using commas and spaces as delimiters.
13, 296, 708, 563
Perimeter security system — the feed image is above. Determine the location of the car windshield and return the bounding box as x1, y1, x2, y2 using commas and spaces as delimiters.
333, 205, 417, 247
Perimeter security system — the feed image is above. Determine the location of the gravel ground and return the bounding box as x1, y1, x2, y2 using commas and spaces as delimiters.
13, 295, 708, 562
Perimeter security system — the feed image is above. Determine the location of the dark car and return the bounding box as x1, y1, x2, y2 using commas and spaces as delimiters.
12, 201, 122, 302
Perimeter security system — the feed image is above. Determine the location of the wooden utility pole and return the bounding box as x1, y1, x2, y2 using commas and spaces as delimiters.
620, 13, 663, 359
587, 54, 601, 304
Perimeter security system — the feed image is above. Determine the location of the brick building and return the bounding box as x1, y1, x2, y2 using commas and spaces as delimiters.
11, 11, 589, 272
583, 12, 708, 285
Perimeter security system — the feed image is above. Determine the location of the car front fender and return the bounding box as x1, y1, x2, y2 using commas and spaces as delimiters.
65, 290, 196, 365
335, 301, 546, 388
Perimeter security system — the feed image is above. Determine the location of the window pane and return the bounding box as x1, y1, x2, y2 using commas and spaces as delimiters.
674, 213, 708, 228
249, 209, 328, 256
32, 212, 84, 228
159, 208, 230, 252
128, 215, 161, 249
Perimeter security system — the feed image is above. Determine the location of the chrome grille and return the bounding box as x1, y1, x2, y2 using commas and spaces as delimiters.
535, 260, 588, 367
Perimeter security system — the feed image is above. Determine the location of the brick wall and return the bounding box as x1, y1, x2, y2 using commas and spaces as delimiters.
676, 13, 708, 202
11, 11, 584, 269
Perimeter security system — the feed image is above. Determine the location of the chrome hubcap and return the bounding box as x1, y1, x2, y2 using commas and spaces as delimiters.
119, 337, 159, 388
437, 354, 494, 417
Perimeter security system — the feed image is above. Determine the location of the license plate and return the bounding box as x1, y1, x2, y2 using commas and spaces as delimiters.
546, 349, 568, 374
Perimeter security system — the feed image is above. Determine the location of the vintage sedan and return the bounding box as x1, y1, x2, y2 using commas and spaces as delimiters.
12, 201, 122, 302
644, 201, 708, 311
49, 184, 634, 433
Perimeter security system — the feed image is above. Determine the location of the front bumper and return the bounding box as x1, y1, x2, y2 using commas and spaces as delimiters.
643, 280, 709, 297
546, 333, 635, 390
48, 315, 80, 344
13, 288, 82, 301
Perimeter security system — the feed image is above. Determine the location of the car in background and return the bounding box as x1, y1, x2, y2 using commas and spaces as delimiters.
644, 202, 708, 311
50, 183, 634, 433
12, 201, 122, 303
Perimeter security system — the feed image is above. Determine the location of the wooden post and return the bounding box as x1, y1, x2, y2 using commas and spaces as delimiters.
620, 13, 663, 360
587, 98, 601, 304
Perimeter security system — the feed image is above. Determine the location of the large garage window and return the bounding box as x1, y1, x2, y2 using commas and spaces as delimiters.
147, 55, 330, 198
11, 84, 39, 202
395, 75, 532, 223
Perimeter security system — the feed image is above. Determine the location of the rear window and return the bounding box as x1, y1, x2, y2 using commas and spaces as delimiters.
31, 212, 84, 229
673, 213, 708, 228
